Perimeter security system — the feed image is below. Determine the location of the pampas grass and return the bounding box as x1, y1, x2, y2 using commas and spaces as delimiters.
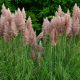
0, 3, 80, 80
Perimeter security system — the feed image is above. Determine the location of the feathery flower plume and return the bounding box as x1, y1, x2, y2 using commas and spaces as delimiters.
8, 8, 11, 15
61, 16, 65, 26
1, 4, 8, 16
23, 25, 30, 45
26, 16, 37, 46
0, 15, 6, 36
26, 17, 33, 31
55, 5, 64, 16
10, 14, 18, 37
56, 16, 62, 26
51, 17, 61, 34
1, 4, 11, 22
72, 3, 80, 20
22, 8, 26, 19
56, 16, 62, 33
51, 17, 57, 28
58, 17, 65, 34
78, 7, 80, 23
50, 28, 58, 46
65, 11, 72, 35
3, 22, 10, 41
15, 8, 25, 31
51, 16, 61, 28
42, 17, 51, 36
72, 18, 80, 35
7, 8, 12, 22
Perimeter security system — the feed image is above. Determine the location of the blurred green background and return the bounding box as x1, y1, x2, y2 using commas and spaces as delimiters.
0, 0, 80, 34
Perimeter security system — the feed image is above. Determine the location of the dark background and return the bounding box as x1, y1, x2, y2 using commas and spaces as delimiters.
0, 0, 80, 34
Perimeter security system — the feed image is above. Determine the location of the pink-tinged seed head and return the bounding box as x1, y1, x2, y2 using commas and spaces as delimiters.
65, 13, 72, 35
1, 4, 11, 23
15, 8, 25, 31
42, 17, 51, 35
1, 5, 8, 16
23, 26, 30, 45
73, 18, 80, 35
50, 29, 58, 46
61, 16, 65, 26
11, 14, 18, 37
0, 15, 6, 36
24, 16, 37, 46
73, 3, 79, 20
51, 16, 61, 33
56, 5, 64, 16
22, 7, 26, 19
8, 8, 11, 16
26, 16, 32, 31
3, 21, 10, 41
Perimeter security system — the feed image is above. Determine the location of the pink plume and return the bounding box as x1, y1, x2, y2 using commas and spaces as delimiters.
73, 18, 80, 35
65, 12, 72, 35
22, 8, 26, 19
55, 5, 64, 16
15, 8, 25, 31
10, 14, 18, 37
73, 3, 80, 20
42, 17, 51, 36
50, 29, 58, 46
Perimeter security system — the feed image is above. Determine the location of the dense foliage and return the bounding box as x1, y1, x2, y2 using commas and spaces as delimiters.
0, 0, 80, 34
